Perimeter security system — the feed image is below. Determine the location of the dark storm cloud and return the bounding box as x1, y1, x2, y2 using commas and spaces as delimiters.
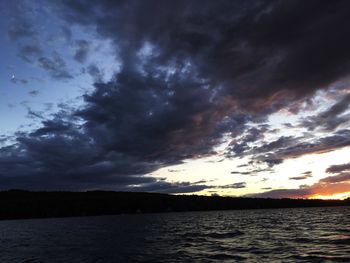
74, 40, 90, 63
76, 64, 228, 163
0, 117, 160, 190
56, 0, 350, 103
38, 53, 73, 80
2, 0, 350, 191
0, 62, 230, 190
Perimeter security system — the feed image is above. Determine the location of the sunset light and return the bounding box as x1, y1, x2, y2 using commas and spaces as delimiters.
1, 1, 350, 262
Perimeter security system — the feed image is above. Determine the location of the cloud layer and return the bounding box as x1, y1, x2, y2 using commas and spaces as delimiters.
1, 0, 350, 194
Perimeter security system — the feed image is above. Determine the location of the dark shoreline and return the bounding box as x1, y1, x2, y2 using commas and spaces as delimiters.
0, 190, 349, 221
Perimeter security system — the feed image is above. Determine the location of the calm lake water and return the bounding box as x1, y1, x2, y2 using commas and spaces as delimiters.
0, 206, 349, 262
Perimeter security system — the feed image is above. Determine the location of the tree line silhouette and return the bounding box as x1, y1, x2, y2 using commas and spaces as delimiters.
0, 190, 348, 220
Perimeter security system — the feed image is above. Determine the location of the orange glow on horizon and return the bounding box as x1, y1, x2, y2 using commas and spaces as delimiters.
308, 191, 350, 200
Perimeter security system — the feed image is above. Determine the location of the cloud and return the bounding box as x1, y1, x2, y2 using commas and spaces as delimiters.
28, 90, 39, 96
2, 0, 350, 192
326, 162, 350, 174
26, 109, 44, 120
276, 130, 350, 158
220, 182, 246, 189
8, 21, 34, 41
18, 44, 42, 63
231, 167, 272, 176
289, 171, 313, 180
301, 93, 350, 131
10, 75, 28, 85
61, 26, 72, 42
38, 53, 73, 80
250, 181, 350, 199
250, 188, 312, 199
74, 40, 90, 63
228, 125, 269, 155
318, 162, 350, 184
252, 171, 350, 198
0, 63, 230, 190
245, 130, 350, 166
135, 180, 212, 194
57, 0, 350, 104
77, 64, 229, 163
320, 173, 350, 183
87, 64, 103, 81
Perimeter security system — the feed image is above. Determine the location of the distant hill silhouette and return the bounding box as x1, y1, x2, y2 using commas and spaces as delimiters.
0, 190, 349, 220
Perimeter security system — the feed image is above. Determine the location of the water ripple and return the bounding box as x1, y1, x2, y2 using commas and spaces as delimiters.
0, 206, 349, 262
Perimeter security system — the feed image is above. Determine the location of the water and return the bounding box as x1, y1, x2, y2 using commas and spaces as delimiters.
0, 206, 349, 262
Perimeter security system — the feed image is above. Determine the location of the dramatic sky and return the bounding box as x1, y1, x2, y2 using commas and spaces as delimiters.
1, 0, 350, 199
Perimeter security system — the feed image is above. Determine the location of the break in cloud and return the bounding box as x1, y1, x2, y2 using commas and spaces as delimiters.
1, 0, 350, 196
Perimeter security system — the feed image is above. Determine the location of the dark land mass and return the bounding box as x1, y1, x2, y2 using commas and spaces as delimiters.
0, 190, 349, 220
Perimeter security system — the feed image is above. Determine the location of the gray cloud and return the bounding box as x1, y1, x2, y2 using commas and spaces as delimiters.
38, 53, 73, 80
28, 90, 40, 96
61, 25, 72, 42
220, 182, 246, 189
8, 21, 34, 41
326, 163, 350, 174
87, 64, 103, 81
289, 171, 313, 180
18, 44, 42, 63
228, 125, 269, 155
320, 173, 350, 183
249, 187, 311, 199
244, 130, 350, 167
11, 75, 28, 85
301, 93, 350, 131
74, 39, 90, 63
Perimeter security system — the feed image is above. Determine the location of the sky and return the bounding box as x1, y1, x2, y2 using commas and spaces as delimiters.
1, 0, 350, 199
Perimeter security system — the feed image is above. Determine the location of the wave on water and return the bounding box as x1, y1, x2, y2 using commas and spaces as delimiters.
0, 206, 349, 262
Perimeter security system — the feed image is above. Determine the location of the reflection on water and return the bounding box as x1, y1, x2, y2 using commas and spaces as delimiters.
0, 206, 349, 262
